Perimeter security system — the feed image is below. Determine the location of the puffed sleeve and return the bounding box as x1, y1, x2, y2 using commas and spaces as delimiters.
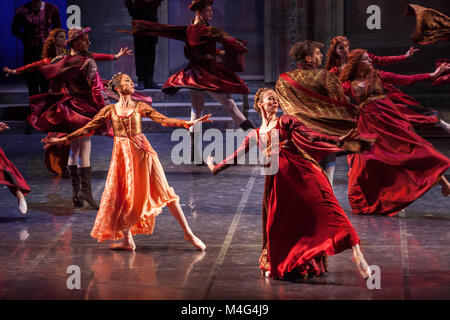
138, 102, 190, 129
281, 115, 340, 145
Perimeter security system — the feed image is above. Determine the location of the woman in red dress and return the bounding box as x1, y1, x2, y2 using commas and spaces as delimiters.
28, 26, 132, 209
326, 36, 450, 133
0, 122, 30, 214
121, 0, 255, 162
339, 49, 450, 216
207, 88, 374, 280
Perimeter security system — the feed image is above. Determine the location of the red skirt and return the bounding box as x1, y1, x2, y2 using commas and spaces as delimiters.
384, 84, 440, 128
348, 97, 450, 216
263, 148, 360, 279
162, 61, 249, 95
0, 147, 31, 196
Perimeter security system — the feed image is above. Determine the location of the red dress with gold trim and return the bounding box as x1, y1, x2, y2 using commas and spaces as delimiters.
342, 72, 450, 216
0, 147, 30, 196
213, 115, 360, 279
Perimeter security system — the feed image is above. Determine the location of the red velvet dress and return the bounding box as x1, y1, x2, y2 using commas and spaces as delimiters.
342, 72, 450, 216
329, 54, 440, 128
0, 147, 30, 196
213, 115, 360, 279
124, 19, 249, 95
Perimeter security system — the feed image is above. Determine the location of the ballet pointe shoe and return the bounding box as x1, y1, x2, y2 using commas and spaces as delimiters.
184, 233, 206, 251
18, 197, 27, 215
109, 240, 136, 251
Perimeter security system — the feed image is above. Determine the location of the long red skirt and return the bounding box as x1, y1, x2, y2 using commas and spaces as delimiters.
348, 97, 450, 216
0, 147, 30, 196
162, 61, 249, 96
263, 148, 360, 279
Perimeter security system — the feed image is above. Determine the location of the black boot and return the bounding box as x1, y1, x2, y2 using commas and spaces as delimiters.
77, 167, 99, 209
68, 165, 82, 207
239, 118, 256, 130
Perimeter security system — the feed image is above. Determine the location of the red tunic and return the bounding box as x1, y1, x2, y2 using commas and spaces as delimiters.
125, 19, 249, 95
213, 115, 360, 279
0, 147, 30, 196
342, 73, 450, 216
329, 54, 440, 128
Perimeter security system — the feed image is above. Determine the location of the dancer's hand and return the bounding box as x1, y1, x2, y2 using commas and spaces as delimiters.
405, 46, 419, 58
339, 128, 376, 153
3, 67, 16, 77
41, 136, 67, 150
430, 63, 450, 79
0, 122, 10, 131
114, 47, 133, 60
186, 114, 213, 127
206, 156, 215, 173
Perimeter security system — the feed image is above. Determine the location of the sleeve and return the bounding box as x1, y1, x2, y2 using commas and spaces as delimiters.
139, 103, 190, 129
378, 70, 431, 86
91, 53, 116, 61
368, 53, 409, 66
282, 115, 340, 145
119, 20, 187, 42
11, 11, 23, 40
209, 26, 248, 54
64, 106, 111, 143
213, 130, 257, 175
14, 58, 51, 75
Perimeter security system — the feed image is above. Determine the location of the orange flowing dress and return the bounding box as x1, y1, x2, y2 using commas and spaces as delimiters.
64, 102, 190, 241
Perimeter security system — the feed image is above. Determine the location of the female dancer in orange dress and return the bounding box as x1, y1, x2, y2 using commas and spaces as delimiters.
339, 49, 450, 216
325, 35, 450, 133
207, 88, 374, 280
42, 73, 208, 251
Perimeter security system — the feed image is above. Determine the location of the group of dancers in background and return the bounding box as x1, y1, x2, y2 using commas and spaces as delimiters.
1, 0, 450, 281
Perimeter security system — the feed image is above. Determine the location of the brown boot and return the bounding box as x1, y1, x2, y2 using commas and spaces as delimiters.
77, 167, 99, 209
67, 165, 81, 207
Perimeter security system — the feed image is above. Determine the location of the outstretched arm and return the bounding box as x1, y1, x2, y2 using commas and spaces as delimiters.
379, 63, 450, 86
368, 46, 418, 66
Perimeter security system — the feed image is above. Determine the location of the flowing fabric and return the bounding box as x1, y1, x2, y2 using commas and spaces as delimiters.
0, 147, 30, 196
343, 76, 450, 216
406, 4, 450, 45
214, 115, 360, 279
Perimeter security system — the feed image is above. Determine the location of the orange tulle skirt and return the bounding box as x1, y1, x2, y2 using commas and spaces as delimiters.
90, 133, 179, 241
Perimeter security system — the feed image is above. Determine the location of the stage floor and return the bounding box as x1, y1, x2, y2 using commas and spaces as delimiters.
0, 133, 449, 300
